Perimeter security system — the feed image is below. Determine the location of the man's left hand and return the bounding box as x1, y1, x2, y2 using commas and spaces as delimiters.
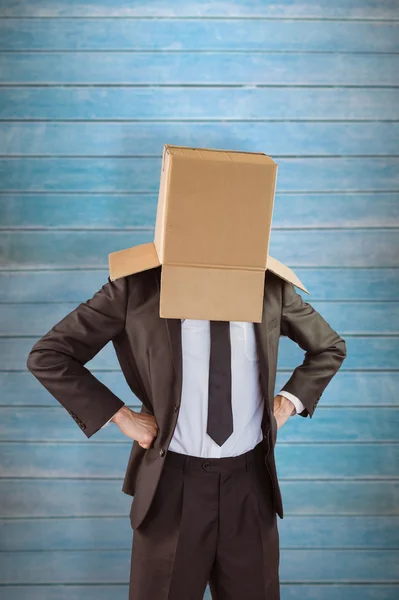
273, 394, 296, 429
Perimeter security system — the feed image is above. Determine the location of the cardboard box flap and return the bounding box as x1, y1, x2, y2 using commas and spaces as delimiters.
109, 244, 309, 296
267, 255, 310, 295
109, 242, 160, 281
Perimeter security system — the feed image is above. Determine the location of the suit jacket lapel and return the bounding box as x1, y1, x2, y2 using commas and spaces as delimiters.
153, 268, 183, 406
164, 317, 183, 404
253, 298, 273, 424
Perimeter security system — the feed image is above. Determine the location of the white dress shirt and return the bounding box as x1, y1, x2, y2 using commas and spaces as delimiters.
102, 320, 304, 457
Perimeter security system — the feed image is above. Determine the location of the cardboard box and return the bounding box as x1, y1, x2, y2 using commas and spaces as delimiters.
109, 145, 309, 322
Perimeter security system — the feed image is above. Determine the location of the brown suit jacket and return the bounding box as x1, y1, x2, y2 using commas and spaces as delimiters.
26, 266, 346, 528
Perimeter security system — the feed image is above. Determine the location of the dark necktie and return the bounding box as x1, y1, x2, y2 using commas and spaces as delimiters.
207, 320, 233, 446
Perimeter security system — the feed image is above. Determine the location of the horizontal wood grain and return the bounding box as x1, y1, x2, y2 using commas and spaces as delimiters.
0, 549, 398, 583
1, 301, 398, 335
1, 0, 398, 19
1, 407, 397, 442
1, 3, 398, 594
0, 550, 130, 584
1, 269, 398, 302
0, 52, 397, 85
0, 371, 138, 405
1, 515, 397, 550
2, 230, 399, 269
2, 193, 398, 229
2, 371, 398, 407
2, 122, 399, 156
0, 585, 398, 600
2, 335, 397, 370
1, 87, 398, 120
1, 479, 398, 517
0, 442, 397, 478
1, 157, 398, 192
1, 19, 398, 52
0, 585, 131, 600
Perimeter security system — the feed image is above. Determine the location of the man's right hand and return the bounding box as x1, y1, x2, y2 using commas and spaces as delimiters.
111, 406, 159, 449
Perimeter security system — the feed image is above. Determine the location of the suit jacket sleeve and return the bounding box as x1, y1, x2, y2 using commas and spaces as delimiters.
26, 275, 128, 438
279, 280, 347, 418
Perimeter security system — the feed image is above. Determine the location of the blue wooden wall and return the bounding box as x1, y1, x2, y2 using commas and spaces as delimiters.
1, 1, 398, 598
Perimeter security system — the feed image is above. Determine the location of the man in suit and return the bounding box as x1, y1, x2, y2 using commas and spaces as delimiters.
26, 264, 346, 600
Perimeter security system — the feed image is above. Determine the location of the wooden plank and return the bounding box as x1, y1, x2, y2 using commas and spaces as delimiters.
2, 193, 398, 229
0, 584, 398, 600
1, 515, 398, 550
1, 407, 398, 443
277, 516, 399, 549
0, 479, 132, 517
0, 442, 397, 478
0, 406, 140, 442
277, 408, 399, 443
0, 194, 158, 228
0, 586, 131, 600
2, 230, 399, 269
2, 371, 398, 407
2, 301, 398, 336
1, 269, 398, 302
276, 443, 399, 479
0, 52, 397, 85
2, 335, 398, 370
2, 122, 399, 156
1, 157, 398, 193
281, 481, 399, 516
1, 479, 398, 517
1, 0, 398, 19
0, 548, 397, 583
0, 550, 131, 584
1, 19, 398, 52
0, 372, 138, 406
1, 87, 397, 120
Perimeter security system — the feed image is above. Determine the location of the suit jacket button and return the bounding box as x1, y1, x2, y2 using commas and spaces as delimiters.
159, 449, 165, 457
81, 424, 86, 430
173, 405, 179, 413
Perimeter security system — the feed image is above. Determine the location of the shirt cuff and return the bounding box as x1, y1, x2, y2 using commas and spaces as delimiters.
100, 409, 120, 429
278, 390, 305, 416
